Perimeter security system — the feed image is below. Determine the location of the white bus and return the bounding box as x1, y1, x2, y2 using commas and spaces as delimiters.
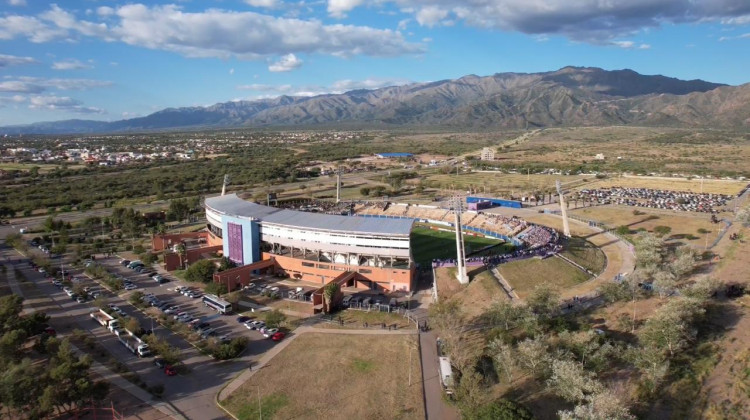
438, 356, 454, 396
203, 294, 232, 314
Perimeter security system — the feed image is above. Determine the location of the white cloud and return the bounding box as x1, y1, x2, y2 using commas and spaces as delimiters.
397, 18, 410, 31
238, 77, 412, 97
328, 0, 364, 18
0, 4, 424, 61
7, 0, 26, 6
28, 95, 105, 114
229, 68, 235, 75
0, 77, 112, 93
97, 6, 115, 17
612, 40, 634, 48
638, 43, 651, 49
415, 6, 448, 27
330, 0, 750, 43
237, 83, 293, 92
0, 53, 37, 67
0, 95, 27, 104
52, 59, 93, 70
245, 0, 278, 8
330, 77, 411, 91
268, 53, 303, 72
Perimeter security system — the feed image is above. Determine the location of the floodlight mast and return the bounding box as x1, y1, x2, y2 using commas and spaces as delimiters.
556, 180, 571, 238
221, 174, 230, 196
453, 196, 468, 284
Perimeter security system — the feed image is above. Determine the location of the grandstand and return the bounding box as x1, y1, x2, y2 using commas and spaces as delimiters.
205, 194, 416, 292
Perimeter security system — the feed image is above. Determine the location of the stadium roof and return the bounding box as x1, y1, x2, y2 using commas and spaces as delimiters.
205, 194, 414, 236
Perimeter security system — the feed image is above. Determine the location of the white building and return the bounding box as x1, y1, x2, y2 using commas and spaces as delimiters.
480, 147, 495, 161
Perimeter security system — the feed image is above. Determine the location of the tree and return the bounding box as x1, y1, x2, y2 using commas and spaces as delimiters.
615, 225, 630, 236
359, 187, 371, 196
204, 282, 228, 296
485, 301, 527, 331
653, 225, 672, 237
140, 252, 157, 265
472, 399, 534, 420
546, 359, 602, 403
488, 338, 516, 384
184, 259, 217, 283
264, 309, 286, 328
669, 246, 699, 279
128, 291, 144, 306
559, 390, 636, 420
629, 345, 669, 394
736, 205, 750, 227
455, 369, 488, 416
515, 336, 551, 378
652, 269, 677, 299
527, 283, 559, 320
322, 282, 340, 313
598, 281, 630, 303
218, 256, 236, 272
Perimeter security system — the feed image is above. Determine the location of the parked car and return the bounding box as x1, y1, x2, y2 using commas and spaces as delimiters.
236, 316, 251, 323
164, 365, 177, 376
76, 296, 86, 303
154, 358, 166, 369
342, 295, 352, 306
193, 322, 210, 331
200, 328, 217, 339
263, 328, 279, 338
44, 327, 57, 336
271, 332, 285, 342
246, 320, 265, 330
120, 260, 131, 266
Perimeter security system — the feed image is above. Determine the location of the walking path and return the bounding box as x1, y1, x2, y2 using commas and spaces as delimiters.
2, 250, 186, 420
490, 267, 519, 301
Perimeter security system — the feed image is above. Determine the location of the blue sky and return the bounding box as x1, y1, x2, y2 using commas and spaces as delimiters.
1, 0, 749, 125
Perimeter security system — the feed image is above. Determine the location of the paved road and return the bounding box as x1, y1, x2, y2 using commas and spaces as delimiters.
419, 331, 460, 420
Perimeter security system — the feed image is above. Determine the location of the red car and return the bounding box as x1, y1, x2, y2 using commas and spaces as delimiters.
164, 365, 177, 376
43, 327, 56, 336
270, 332, 285, 342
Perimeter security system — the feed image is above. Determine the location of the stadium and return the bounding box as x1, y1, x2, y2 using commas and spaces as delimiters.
204, 194, 416, 292
199, 194, 561, 294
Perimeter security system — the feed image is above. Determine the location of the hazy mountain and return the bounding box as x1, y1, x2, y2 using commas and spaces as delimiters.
3, 66, 746, 135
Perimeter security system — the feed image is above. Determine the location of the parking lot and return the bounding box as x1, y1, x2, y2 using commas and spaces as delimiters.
16, 247, 287, 419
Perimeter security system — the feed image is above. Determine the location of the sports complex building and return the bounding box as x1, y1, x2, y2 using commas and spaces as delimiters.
204, 194, 417, 292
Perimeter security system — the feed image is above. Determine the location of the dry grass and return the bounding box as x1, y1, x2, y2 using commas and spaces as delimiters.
435, 266, 510, 320
425, 172, 585, 196
570, 205, 719, 246
222, 333, 424, 420
581, 176, 747, 195
497, 257, 591, 300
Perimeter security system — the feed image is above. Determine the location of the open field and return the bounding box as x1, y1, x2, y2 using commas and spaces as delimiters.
580, 176, 747, 195
497, 257, 591, 300
435, 267, 509, 320
497, 126, 750, 176
570, 205, 719, 246
424, 172, 586, 196
0, 162, 86, 173
411, 226, 501, 264
222, 333, 424, 420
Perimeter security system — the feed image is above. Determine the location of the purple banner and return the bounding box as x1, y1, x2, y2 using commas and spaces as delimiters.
227, 222, 244, 265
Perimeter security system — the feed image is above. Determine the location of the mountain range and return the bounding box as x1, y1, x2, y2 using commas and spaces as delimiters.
3, 66, 749, 134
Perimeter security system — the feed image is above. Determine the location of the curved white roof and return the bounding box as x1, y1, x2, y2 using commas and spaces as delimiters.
205, 194, 413, 237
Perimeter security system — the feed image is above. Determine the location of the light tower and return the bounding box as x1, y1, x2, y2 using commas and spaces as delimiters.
221, 174, 230, 196
336, 166, 341, 204
452, 196, 468, 284
556, 180, 571, 238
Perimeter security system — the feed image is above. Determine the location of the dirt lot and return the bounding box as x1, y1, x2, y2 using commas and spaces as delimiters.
581, 176, 747, 195
222, 333, 424, 420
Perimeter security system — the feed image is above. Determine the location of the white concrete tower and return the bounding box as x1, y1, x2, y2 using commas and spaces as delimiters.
556, 180, 571, 238
453, 196, 468, 284
336, 168, 341, 204
221, 174, 229, 196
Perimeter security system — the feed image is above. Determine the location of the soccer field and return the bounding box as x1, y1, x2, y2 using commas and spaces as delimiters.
410, 226, 507, 264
